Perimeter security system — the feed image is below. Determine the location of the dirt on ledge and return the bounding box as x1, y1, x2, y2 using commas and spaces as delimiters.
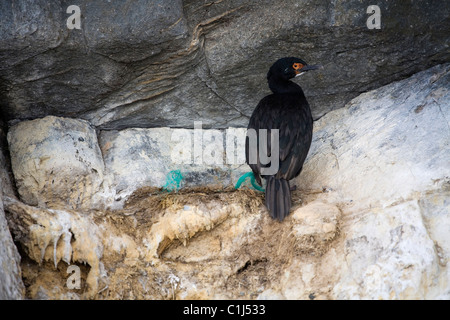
7, 185, 342, 300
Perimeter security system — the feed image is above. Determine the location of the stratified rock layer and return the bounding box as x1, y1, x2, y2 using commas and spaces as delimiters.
1, 1, 449, 129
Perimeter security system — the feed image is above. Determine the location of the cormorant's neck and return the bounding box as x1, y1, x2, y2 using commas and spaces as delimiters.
268, 75, 304, 94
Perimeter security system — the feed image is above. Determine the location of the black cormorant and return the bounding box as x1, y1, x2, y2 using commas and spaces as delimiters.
245, 57, 321, 221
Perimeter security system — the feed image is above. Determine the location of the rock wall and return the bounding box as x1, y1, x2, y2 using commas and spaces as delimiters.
1, 1, 449, 129
2, 64, 449, 299
0, 195, 24, 300
0, 122, 24, 299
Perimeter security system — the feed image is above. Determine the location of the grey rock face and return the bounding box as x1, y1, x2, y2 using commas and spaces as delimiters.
0, 122, 24, 300
1, 1, 449, 129
0, 196, 24, 300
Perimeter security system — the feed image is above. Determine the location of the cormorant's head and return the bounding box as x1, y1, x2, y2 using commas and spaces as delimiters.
268, 57, 321, 81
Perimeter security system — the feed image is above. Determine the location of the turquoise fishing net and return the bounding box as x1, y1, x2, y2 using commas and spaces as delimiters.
163, 170, 183, 192
234, 172, 264, 192
163, 170, 264, 192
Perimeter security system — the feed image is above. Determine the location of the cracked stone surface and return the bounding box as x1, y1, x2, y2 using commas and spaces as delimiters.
1, 1, 449, 129
0, 190, 24, 299
0, 122, 24, 299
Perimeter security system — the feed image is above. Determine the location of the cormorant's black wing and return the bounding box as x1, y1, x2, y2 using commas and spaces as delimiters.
246, 96, 271, 186
276, 94, 313, 180
246, 93, 313, 183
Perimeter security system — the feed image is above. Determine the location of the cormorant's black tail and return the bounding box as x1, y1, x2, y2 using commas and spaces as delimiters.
265, 176, 291, 221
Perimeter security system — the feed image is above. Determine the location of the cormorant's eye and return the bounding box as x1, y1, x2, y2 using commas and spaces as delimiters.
293, 63, 303, 70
